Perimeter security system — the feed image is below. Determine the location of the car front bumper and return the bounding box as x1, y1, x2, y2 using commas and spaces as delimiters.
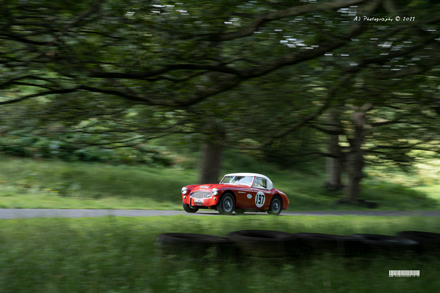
182, 195, 219, 208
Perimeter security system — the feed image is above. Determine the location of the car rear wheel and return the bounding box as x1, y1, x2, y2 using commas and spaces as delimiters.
182, 202, 198, 213
218, 193, 235, 215
268, 195, 282, 215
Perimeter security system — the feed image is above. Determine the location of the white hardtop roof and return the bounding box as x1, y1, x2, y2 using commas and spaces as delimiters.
223, 173, 270, 180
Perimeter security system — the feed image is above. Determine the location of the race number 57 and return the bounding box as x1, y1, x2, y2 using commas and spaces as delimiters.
255, 191, 265, 208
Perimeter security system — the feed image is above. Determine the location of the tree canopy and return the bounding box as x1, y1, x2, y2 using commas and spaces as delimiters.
2, 0, 438, 107
1, 0, 440, 191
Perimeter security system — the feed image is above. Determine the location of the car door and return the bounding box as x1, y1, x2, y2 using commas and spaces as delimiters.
230, 176, 255, 209
251, 177, 271, 210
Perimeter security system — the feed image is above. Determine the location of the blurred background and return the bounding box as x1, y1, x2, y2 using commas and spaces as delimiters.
1, 1, 440, 292
1, 0, 440, 210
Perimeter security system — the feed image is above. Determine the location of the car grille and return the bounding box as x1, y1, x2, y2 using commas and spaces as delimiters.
190, 191, 212, 199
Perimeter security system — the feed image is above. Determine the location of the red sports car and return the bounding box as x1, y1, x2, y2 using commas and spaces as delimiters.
181, 173, 289, 215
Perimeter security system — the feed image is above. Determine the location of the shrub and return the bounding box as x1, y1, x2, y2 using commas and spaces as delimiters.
0, 132, 175, 166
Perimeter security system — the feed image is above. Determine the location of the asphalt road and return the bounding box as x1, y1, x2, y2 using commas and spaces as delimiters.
1, 209, 440, 219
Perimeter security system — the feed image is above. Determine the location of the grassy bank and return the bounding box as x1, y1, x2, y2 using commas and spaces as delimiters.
0, 153, 439, 210
0, 215, 439, 292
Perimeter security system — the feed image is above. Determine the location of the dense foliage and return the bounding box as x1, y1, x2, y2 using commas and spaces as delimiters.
0, 130, 174, 165
1, 0, 440, 196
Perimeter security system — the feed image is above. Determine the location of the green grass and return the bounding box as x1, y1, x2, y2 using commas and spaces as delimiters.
0, 152, 439, 210
0, 156, 196, 209
412, 185, 440, 202
0, 215, 439, 292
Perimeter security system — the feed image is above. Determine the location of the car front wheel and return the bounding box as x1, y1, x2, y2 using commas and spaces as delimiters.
217, 193, 235, 215
183, 202, 198, 213
268, 195, 282, 215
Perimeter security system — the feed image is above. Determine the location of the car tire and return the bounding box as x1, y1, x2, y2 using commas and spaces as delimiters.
398, 231, 440, 255
182, 202, 198, 213
293, 233, 365, 257
234, 208, 245, 215
227, 230, 304, 258
267, 195, 282, 215
156, 233, 239, 259
350, 234, 419, 257
217, 193, 235, 215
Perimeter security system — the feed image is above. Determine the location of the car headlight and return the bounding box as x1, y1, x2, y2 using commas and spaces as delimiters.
181, 187, 188, 194
212, 188, 218, 196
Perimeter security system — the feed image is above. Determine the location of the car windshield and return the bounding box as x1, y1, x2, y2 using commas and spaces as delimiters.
220, 176, 254, 186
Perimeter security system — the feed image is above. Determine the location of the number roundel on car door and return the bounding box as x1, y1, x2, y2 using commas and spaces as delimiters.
255, 191, 265, 208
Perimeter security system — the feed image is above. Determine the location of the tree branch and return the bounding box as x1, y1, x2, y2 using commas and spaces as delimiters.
0, 88, 80, 105
201, 0, 368, 42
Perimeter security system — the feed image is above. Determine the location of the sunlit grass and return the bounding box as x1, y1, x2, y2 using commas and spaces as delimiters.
412, 185, 440, 201
0, 193, 181, 210
0, 154, 439, 211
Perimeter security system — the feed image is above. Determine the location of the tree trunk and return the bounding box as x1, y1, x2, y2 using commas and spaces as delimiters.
345, 142, 364, 201
325, 108, 343, 191
199, 142, 223, 184
345, 104, 371, 201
